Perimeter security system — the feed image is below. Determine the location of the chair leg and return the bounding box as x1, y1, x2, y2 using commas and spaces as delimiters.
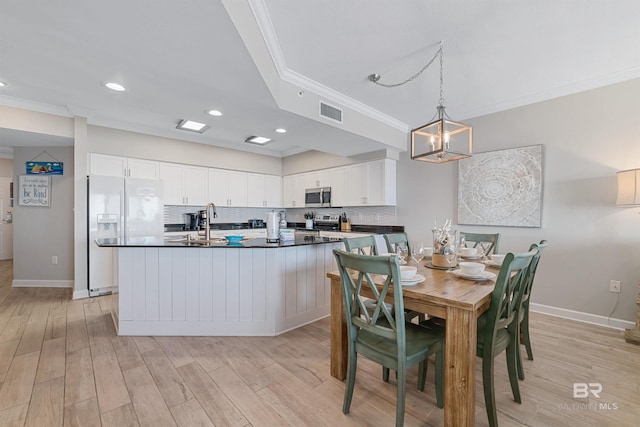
343, 350, 358, 414
506, 340, 522, 404
522, 307, 533, 360
417, 359, 427, 392
395, 364, 407, 427
435, 349, 444, 408
482, 354, 498, 427
516, 339, 525, 381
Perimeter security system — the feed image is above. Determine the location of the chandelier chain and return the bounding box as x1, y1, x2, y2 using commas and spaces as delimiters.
369, 42, 444, 90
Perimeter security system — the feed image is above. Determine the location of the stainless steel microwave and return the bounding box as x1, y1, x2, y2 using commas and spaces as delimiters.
305, 187, 331, 208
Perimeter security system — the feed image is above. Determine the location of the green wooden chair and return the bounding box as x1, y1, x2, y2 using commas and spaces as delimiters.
333, 249, 444, 427
383, 232, 412, 256
383, 233, 425, 323
343, 235, 378, 256
516, 240, 547, 380
422, 248, 536, 427
460, 232, 501, 255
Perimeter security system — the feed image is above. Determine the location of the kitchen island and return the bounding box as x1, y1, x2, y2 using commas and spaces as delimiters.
97, 236, 344, 336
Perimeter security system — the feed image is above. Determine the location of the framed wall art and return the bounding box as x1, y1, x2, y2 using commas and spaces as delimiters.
457, 145, 543, 227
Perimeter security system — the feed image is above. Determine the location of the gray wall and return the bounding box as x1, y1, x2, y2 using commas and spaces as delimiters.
88, 125, 282, 175
396, 78, 640, 322
0, 159, 13, 177
12, 147, 74, 282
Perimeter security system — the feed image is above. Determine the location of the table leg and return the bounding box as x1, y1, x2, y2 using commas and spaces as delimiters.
444, 306, 477, 427
330, 277, 348, 380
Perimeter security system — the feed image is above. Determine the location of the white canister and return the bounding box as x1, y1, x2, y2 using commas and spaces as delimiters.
266, 211, 280, 242
305, 219, 313, 230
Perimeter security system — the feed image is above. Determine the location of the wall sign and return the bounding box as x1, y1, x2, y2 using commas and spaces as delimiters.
26, 161, 63, 175
18, 175, 51, 207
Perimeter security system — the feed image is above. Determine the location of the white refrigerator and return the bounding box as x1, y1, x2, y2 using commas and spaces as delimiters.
88, 176, 164, 297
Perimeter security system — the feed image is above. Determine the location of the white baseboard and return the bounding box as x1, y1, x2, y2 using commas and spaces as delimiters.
530, 303, 635, 331
12, 279, 74, 288
73, 289, 89, 299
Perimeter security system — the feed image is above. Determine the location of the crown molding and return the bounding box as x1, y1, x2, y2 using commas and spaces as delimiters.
248, 0, 409, 133
0, 94, 72, 118
458, 67, 640, 120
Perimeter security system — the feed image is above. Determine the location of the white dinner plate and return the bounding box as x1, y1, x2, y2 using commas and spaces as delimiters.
452, 270, 496, 281
400, 274, 426, 286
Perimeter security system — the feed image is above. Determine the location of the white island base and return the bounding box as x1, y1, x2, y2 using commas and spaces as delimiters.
110, 243, 342, 336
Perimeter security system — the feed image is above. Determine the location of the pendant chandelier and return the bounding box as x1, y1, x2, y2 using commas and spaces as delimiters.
368, 41, 472, 163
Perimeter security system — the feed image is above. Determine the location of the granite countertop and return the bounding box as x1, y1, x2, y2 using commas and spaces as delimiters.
164, 222, 404, 234
95, 235, 343, 248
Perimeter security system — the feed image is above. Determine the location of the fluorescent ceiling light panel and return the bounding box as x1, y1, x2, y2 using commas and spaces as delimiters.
245, 136, 271, 145
177, 119, 210, 133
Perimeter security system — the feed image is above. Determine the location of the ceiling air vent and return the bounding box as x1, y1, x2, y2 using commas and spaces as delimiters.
319, 101, 343, 123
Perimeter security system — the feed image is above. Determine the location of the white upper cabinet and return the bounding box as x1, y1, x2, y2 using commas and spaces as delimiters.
331, 167, 348, 207
346, 163, 367, 206
208, 169, 248, 207
247, 173, 282, 208
282, 175, 296, 208
90, 153, 159, 179
159, 162, 208, 206
305, 169, 332, 189
346, 159, 396, 206
127, 158, 160, 179
282, 174, 306, 208
183, 166, 208, 206
282, 160, 396, 208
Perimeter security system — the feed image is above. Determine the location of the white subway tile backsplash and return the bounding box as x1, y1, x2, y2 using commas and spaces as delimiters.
164, 205, 397, 226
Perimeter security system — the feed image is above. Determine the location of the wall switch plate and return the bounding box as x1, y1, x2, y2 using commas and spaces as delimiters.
52, 256, 58, 265
609, 280, 621, 293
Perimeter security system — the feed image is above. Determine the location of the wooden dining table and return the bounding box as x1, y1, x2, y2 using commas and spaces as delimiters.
327, 260, 496, 427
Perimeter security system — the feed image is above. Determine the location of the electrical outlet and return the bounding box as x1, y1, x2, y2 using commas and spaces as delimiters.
609, 280, 621, 293
52, 256, 58, 265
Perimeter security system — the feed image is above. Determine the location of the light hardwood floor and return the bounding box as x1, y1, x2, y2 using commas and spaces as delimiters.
1, 259, 639, 426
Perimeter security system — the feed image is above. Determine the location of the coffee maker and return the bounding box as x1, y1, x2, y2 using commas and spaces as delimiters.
186, 213, 200, 231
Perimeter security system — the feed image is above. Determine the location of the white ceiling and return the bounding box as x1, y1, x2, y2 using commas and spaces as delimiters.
1, 1, 639, 158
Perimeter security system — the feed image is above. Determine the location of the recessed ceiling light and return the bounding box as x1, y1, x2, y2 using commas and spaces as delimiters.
0, 81, 7, 87
275, 128, 287, 134
245, 136, 272, 145
104, 82, 126, 92
177, 119, 210, 133
207, 109, 222, 117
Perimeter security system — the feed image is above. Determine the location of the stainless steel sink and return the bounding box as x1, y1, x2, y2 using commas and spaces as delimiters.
167, 237, 226, 244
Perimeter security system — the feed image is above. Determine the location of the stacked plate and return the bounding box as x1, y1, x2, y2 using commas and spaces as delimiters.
401, 274, 426, 286
453, 270, 496, 281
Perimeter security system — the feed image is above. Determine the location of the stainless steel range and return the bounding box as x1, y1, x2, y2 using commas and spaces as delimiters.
294, 214, 340, 237
312, 214, 340, 231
